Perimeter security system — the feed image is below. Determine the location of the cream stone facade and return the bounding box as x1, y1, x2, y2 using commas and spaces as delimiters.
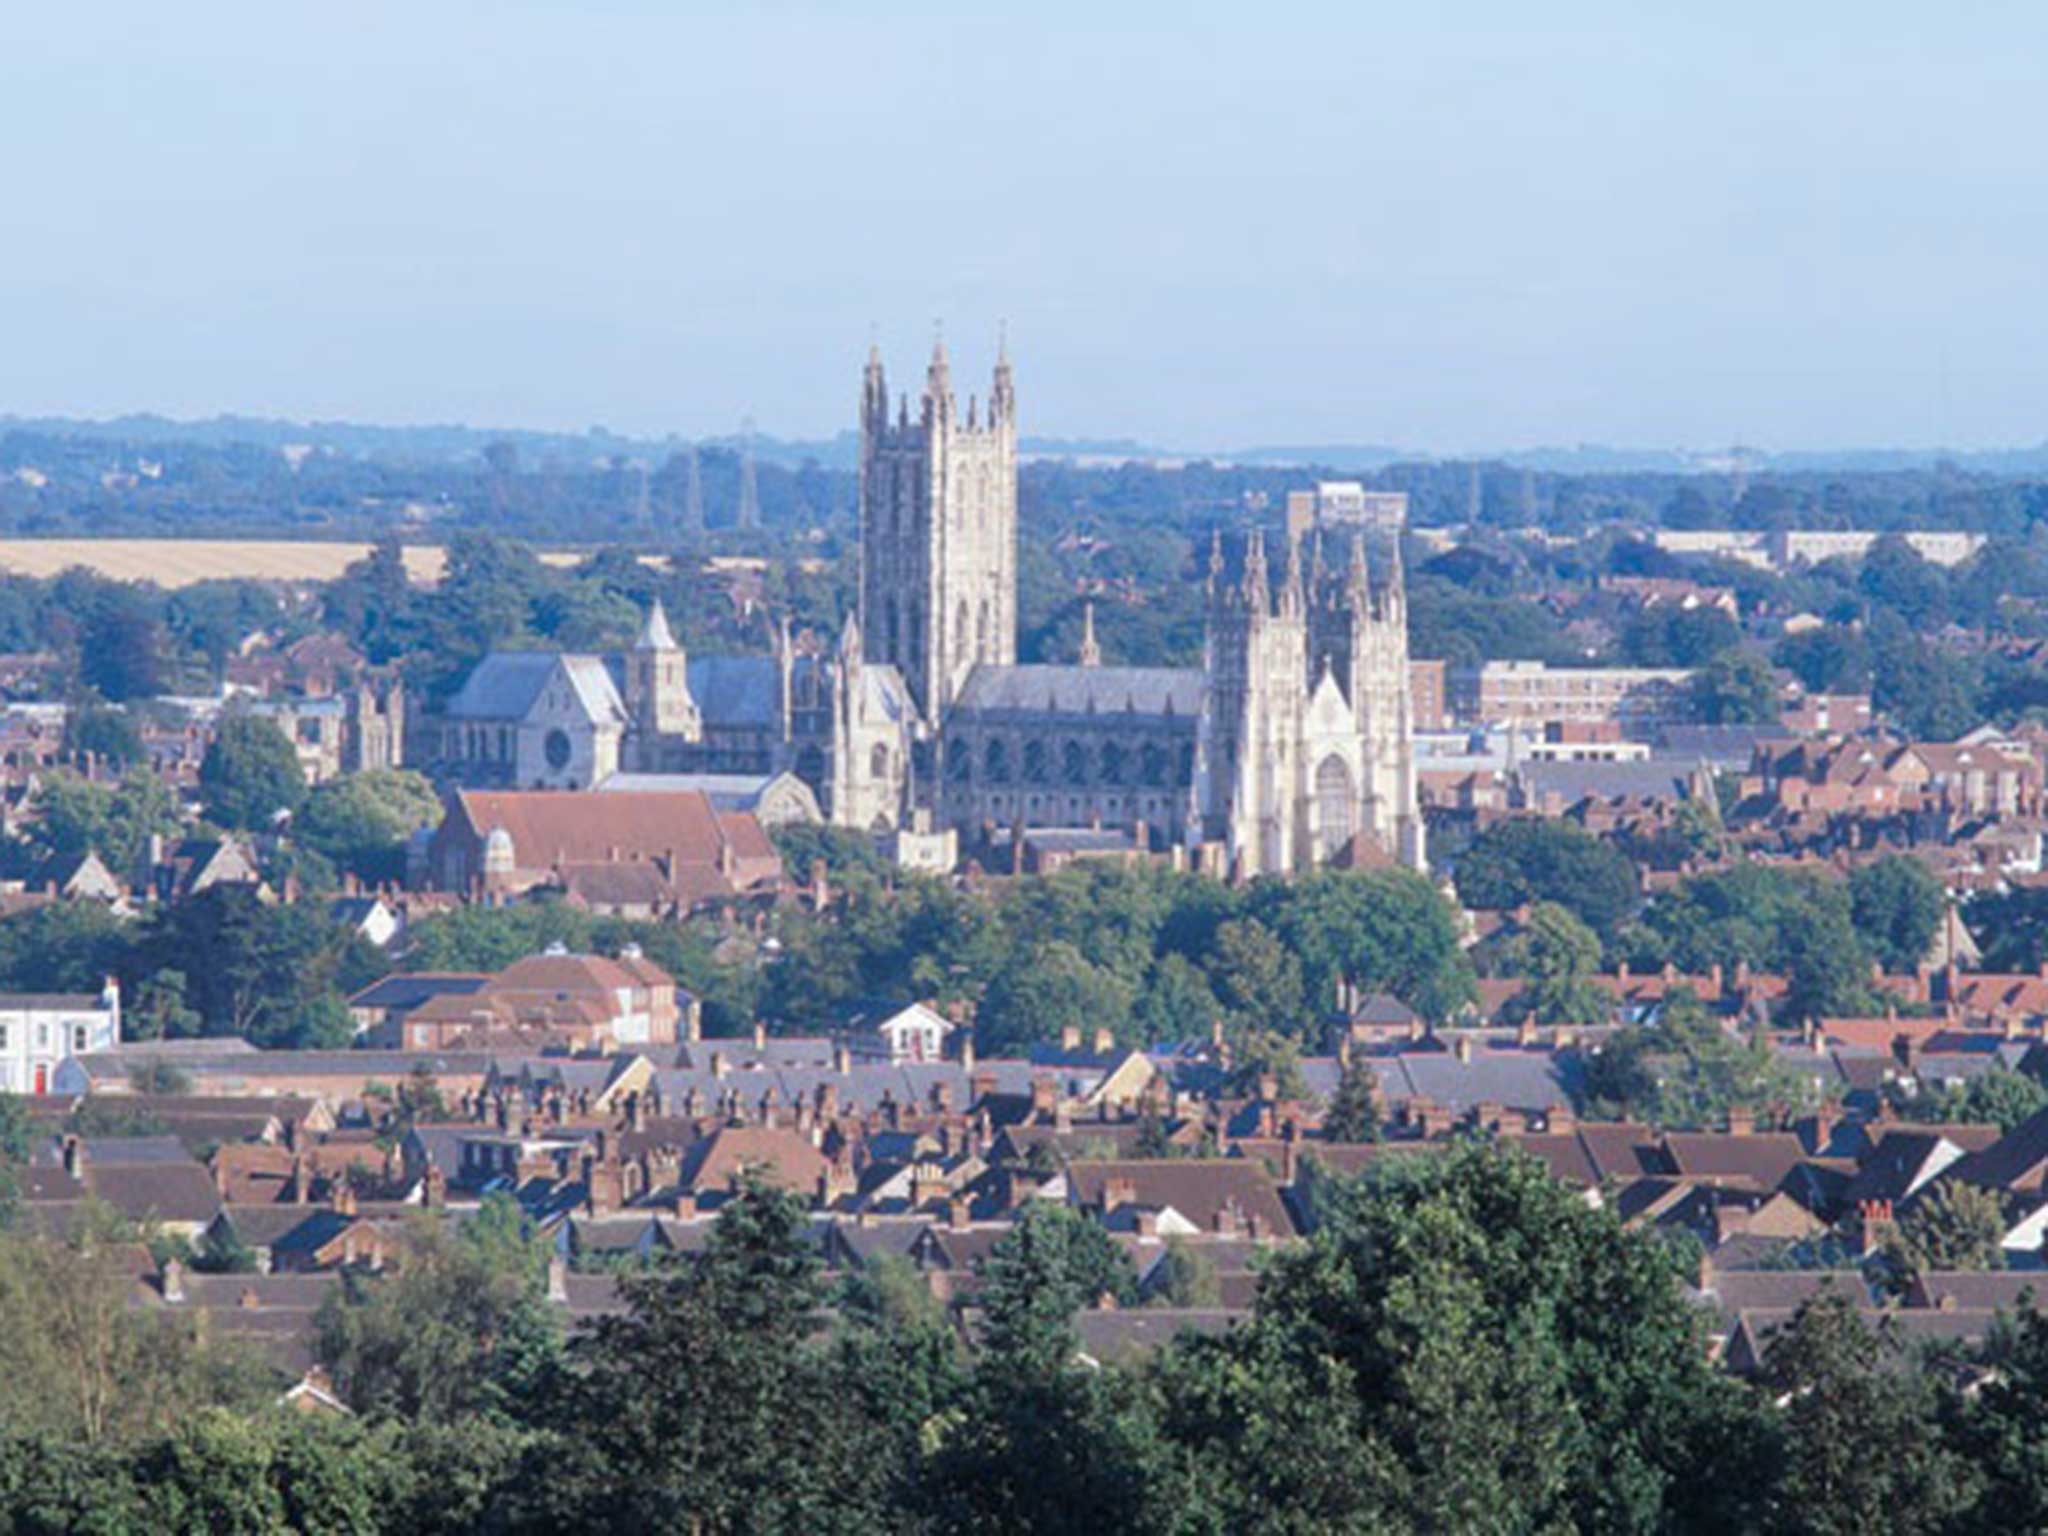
422, 336, 1420, 873
862, 337, 1421, 875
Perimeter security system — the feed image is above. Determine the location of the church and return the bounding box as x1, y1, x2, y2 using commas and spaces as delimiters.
416, 336, 1422, 877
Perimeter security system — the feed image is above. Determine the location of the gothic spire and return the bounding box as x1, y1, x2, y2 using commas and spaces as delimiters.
992, 322, 1014, 424
863, 342, 886, 427
1280, 531, 1305, 617
925, 325, 952, 416
635, 598, 679, 652
1078, 601, 1101, 667
1242, 530, 1270, 610
1347, 530, 1372, 604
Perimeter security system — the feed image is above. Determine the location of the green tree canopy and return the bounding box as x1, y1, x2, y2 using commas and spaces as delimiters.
1849, 854, 1945, 974
1452, 817, 1640, 938
296, 769, 443, 884
199, 714, 307, 830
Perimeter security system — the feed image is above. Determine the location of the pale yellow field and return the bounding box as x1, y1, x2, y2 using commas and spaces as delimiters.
0, 540, 662, 588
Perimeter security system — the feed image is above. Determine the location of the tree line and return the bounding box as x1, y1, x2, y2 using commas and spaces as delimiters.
0, 1147, 2044, 1532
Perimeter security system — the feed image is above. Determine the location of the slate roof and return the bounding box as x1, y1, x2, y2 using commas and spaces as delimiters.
1518, 760, 1705, 805
1072, 1308, 1244, 1364
1368, 1049, 1581, 1113
954, 664, 1204, 719
348, 973, 490, 1012
686, 656, 781, 730
446, 651, 625, 724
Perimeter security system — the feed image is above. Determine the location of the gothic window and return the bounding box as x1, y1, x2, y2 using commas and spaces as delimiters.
886, 597, 900, 663
1177, 744, 1195, 787
985, 738, 1011, 784
1315, 754, 1355, 859
908, 605, 923, 667
1141, 742, 1167, 787
1023, 738, 1049, 783
869, 743, 889, 779
947, 739, 971, 783
1100, 741, 1128, 785
1062, 739, 1087, 785
544, 729, 572, 772
978, 599, 991, 657
955, 601, 969, 664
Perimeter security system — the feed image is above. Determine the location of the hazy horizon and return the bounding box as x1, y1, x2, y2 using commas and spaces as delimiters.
3, 2, 2044, 454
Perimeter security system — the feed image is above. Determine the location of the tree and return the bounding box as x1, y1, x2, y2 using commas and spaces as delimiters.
1452, 818, 1639, 939
1151, 1142, 1769, 1533
1690, 647, 1781, 725
25, 768, 180, 873
1757, 1291, 1979, 1536
199, 714, 306, 830
1503, 901, 1610, 1025
316, 1193, 556, 1421
1884, 1180, 2008, 1277
1850, 855, 1945, 974
976, 1202, 1139, 1372
1953, 1300, 2048, 1531
141, 885, 364, 1047
1255, 868, 1477, 1024
1901, 1068, 2048, 1136
537, 1175, 894, 1533
0, 901, 131, 994
78, 595, 168, 702
976, 939, 1133, 1054
1582, 987, 1823, 1129
0, 1205, 264, 1445
1205, 917, 1306, 1031
924, 1202, 1159, 1533
1965, 886, 2048, 974
296, 769, 443, 884
1322, 1060, 1384, 1143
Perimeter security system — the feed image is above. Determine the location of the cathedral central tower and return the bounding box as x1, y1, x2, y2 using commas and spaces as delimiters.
858, 335, 1017, 720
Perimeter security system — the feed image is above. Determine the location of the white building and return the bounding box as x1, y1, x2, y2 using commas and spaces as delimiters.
0, 980, 120, 1096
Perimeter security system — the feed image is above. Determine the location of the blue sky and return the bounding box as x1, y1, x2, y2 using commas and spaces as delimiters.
1, 2, 2043, 452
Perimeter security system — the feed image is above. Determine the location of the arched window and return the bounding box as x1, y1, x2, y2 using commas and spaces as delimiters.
1177, 744, 1196, 787
1063, 739, 1088, 785
1100, 741, 1128, 785
947, 739, 971, 783
907, 605, 923, 666
977, 599, 991, 657
1141, 742, 1167, 787
885, 597, 900, 663
1023, 739, 1049, 783
869, 743, 889, 780
1315, 754, 1355, 859
955, 601, 970, 662
985, 738, 1011, 784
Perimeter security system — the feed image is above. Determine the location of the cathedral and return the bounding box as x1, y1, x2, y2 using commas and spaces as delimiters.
417, 335, 1421, 877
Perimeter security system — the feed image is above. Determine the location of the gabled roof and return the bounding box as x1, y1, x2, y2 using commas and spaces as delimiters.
1954, 1103, 2048, 1194
1066, 1159, 1295, 1238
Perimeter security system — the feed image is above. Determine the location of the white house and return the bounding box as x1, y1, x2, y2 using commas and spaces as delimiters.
843, 1000, 957, 1063
0, 980, 121, 1095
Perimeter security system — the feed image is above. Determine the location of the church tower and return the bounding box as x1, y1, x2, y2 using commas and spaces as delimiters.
859, 334, 1018, 721
626, 599, 700, 741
